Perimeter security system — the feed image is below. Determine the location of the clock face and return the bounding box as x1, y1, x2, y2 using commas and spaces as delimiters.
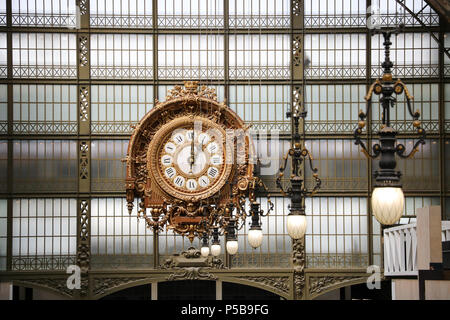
148, 116, 232, 201
160, 127, 223, 193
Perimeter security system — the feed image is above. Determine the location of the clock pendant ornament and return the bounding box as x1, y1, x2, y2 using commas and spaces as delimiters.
125, 81, 257, 242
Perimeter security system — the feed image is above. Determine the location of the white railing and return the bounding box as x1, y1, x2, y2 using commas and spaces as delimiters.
384, 223, 418, 276
384, 220, 450, 277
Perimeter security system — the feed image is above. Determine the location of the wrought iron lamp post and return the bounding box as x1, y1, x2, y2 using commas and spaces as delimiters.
210, 227, 221, 257
354, 27, 426, 226
200, 230, 210, 257
200, 218, 210, 257
225, 201, 239, 255
277, 97, 321, 239
248, 202, 264, 248
247, 161, 273, 248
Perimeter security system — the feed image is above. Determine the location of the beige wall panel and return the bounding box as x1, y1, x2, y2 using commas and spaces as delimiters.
425, 280, 450, 300
392, 279, 419, 300
417, 206, 442, 270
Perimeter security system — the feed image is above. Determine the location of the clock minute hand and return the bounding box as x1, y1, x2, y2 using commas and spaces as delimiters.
189, 129, 195, 173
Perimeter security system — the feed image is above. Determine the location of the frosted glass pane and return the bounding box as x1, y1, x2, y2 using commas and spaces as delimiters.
12, 33, 77, 78
11, 198, 77, 259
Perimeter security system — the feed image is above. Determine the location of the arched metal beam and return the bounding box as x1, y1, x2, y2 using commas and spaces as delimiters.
308, 278, 369, 300
12, 280, 74, 300
92, 277, 289, 300
425, 0, 450, 23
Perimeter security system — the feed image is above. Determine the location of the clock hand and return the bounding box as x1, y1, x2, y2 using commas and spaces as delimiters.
190, 129, 195, 173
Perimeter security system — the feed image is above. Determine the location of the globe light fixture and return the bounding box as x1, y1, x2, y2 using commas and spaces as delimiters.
225, 218, 238, 255
354, 27, 425, 226
371, 186, 405, 226
225, 241, 238, 255
238, 161, 273, 249
200, 246, 210, 258
248, 228, 263, 249
211, 244, 221, 257
286, 214, 307, 240
210, 227, 221, 257
200, 232, 210, 257
277, 105, 321, 239
248, 202, 263, 248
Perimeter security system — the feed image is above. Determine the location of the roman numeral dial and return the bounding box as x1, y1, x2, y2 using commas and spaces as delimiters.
165, 167, 176, 179
157, 123, 226, 196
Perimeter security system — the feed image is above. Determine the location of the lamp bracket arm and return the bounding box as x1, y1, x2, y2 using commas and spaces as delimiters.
304, 149, 318, 173
259, 197, 274, 217
364, 79, 382, 102
353, 96, 372, 158
234, 197, 247, 221
395, 138, 425, 159
394, 79, 421, 121
354, 134, 379, 159
267, 198, 274, 215
254, 178, 274, 217
236, 219, 245, 231
406, 98, 419, 119
276, 150, 290, 196
396, 96, 426, 160
302, 148, 321, 195
308, 176, 322, 196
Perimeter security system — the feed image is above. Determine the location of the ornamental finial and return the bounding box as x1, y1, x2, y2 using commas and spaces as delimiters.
184, 81, 199, 93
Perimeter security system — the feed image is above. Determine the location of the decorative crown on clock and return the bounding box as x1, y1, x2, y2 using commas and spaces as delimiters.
184, 80, 199, 93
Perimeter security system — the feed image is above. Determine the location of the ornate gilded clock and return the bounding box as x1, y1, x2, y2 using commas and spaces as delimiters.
125, 81, 256, 242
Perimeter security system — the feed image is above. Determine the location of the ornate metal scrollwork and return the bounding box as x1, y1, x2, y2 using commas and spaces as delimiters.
276, 106, 321, 219
354, 27, 426, 194
308, 275, 366, 298
236, 276, 290, 295
354, 28, 426, 162
93, 277, 149, 297
167, 267, 218, 281
292, 239, 306, 299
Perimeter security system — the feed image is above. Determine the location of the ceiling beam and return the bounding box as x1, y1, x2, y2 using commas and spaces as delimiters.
426, 0, 450, 23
